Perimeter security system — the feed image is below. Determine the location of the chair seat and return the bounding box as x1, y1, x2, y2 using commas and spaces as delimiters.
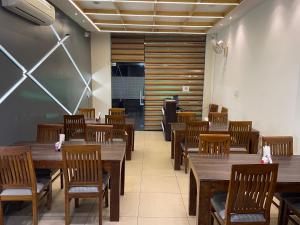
180, 142, 198, 153
69, 173, 110, 193
275, 192, 300, 200
285, 198, 300, 214
230, 147, 248, 153
0, 178, 50, 196
211, 192, 266, 223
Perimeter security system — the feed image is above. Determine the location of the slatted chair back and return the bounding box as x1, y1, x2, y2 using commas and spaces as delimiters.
221, 107, 228, 113
177, 112, 197, 123
105, 115, 126, 139
185, 121, 209, 148
78, 108, 95, 120
109, 108, 125, 116
62, 145, 102, 189
229, 131, 252, 152
226, 164, 278, 224
209, 104, 218, 113
199, 134, 230, 155
36, 124, 63, 143
209, 112, 228, 126
85, 124, 113, 143
64, 115, 86, 141
229, 121, 252, 132
262, 136, 293, 156
0, 146, 36, 191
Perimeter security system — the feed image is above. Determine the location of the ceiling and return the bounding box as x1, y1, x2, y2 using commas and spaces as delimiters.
50, 0, 246, 35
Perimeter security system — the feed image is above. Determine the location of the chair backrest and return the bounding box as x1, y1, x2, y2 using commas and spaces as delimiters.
177, 112, 197, 123
85, 124, 113, 143
199, 134, 230, 155
62, 145, 102, 190
36, 124, 64, 143
225, 164, 278, 224
0, 146, 36, 192
262, 136, 293, 156
64, 115, 86, 141
209, 112, 228, 126
221, 107, 228, 113
209, 104, 218, 113
78, 108, 95, 120
109, 108, 125, 116
185, 121, 209, 148
105, 115, 126, 139
229, 131, 252, 152
228, 121, 252, 132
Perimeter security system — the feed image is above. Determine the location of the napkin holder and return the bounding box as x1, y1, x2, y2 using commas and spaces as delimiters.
55, 134, 65, 151
261, 145, 272, 164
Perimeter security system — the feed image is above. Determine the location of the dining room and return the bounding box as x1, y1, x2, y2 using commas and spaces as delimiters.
1, 0, 300, 225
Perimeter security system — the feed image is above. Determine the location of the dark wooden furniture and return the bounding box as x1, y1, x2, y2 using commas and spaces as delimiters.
228, 121, 252, 132
282, 197, 300, 225
208, 112, 228, 126
228, 121, 253, 153
105, 115, 126, 140
85, 124, 113, 143
221, 106, 228, 113
209, 104, 218, 112
36, 124, 64, 189
181, 121, 209, 173
109, 108, 125, 116
211, 164, 278, 225
171, 123, 260, 170
262, 136, 293, 156
188, 154, 300, 225
64, 115, 86, 141
0, 146, 52, 225
162, 100, 177, 141
78, 108, 95, 119
199, 134, 230, 155
17, 141, 126, 222
177, 112, 197, 123
62, 145, 109, 225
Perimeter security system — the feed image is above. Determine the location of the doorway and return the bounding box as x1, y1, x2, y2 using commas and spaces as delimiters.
111, 62, 145, 130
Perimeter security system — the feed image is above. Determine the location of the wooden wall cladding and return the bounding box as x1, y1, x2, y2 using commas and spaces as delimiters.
144, 35, 206, 130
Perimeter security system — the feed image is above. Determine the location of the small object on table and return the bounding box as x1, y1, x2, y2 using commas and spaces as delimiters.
97, 112, 102, 121
261, 145, 273, 164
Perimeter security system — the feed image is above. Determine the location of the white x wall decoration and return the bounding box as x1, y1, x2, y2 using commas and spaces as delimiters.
0, 25, 92, 115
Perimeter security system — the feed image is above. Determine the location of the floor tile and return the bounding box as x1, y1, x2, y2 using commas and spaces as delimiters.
125, 176, 142, 193
140, 176, 180, 193
138, 217, 189, 225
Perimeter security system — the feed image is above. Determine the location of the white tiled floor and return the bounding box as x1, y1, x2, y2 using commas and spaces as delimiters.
3, 131, 293, 225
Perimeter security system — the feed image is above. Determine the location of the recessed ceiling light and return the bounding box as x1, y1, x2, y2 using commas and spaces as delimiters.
229, 16, 232, 20
82, 20, 85, 23
220, 23, 223, 26
75, 12, 78, 16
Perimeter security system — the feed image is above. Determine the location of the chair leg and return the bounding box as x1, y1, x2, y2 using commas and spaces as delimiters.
47, 184, 52, 210
282, 202, 290, 225
105, 188, 109, 208
99, 196, 103, 225
0, 201, 3, 225
60, 169, 64, 189
65, 196, 70, 225
75, 198, 79, 208
32, 197, 38, 225
184, 154, 188, 174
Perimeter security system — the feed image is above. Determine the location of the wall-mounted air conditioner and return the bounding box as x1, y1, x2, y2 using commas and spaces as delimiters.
2, 0, 55, 26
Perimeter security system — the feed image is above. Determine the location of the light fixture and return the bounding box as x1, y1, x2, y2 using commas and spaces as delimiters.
94, 22, 212, 28
99, 30, 206, 35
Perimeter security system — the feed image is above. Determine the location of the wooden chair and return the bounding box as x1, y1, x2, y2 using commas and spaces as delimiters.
78, 108, 95, 120
177, 112, 197, 123
282, 197, 300, 225
221, 107, 228, 113
109, 108, 125, 116
209, 112, 228, 126
229, 121, 252, 132
105, 115, 127, 141
36, 124, 64, 189
211, 164, 278, 225
181, 121, 209, 173
85, 124, 113, 143
228, 121, 252, 153
209, 104, 218, 113
262, 136, 293, 156
62, 145, 109, 225
199, 134, 230, 155
0, 146, 52, 225
64, 115, 86, 141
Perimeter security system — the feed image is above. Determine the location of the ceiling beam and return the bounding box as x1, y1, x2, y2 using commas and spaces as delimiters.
152, 0, 157, 31
100, 27, 207, 34
84, 9, 225, 18
74, 0, 240, 5
111, 1, 126, 30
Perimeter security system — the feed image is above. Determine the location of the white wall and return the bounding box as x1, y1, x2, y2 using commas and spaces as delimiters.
91, 33, 111, 116
205, 0, 300, 154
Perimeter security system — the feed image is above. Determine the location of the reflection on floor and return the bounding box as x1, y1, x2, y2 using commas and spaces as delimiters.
3, 131, 295, 225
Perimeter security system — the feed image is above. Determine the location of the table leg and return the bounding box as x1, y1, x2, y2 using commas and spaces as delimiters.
189, 168, 197, 216
278, 198, 285, 225
125, 126, 132, 160
174, 132, 181, 170
132, 126, 135, 151
110, 161, 121, 221
121, 155, 125, 196
250, 131, 259, 154
171, 131, 174, 159
197, 181, 212, 225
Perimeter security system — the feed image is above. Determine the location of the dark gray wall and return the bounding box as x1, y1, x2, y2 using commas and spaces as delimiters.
0, 5, 92, 145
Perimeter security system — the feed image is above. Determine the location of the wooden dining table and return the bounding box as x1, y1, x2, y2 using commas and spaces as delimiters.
188, 154, 300, 225
170, 122, 260, 170
17, 141, 126, 222
86, 118, 135, 160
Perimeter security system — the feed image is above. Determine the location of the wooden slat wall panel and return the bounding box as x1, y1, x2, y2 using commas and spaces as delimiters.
144, 35, 206, 130
111, 34, 145, 62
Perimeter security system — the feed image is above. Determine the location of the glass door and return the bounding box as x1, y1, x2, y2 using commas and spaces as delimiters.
111, 62, 145, 130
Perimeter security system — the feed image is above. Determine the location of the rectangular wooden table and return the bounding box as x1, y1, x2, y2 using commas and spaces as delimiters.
86, 118, 135, 160
18, 141, 126, 222
170, 123, 260, 170
188, 154, 300, 225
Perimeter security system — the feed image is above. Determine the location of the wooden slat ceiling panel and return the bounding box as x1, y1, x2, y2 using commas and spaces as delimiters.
144, 35, 205, 130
